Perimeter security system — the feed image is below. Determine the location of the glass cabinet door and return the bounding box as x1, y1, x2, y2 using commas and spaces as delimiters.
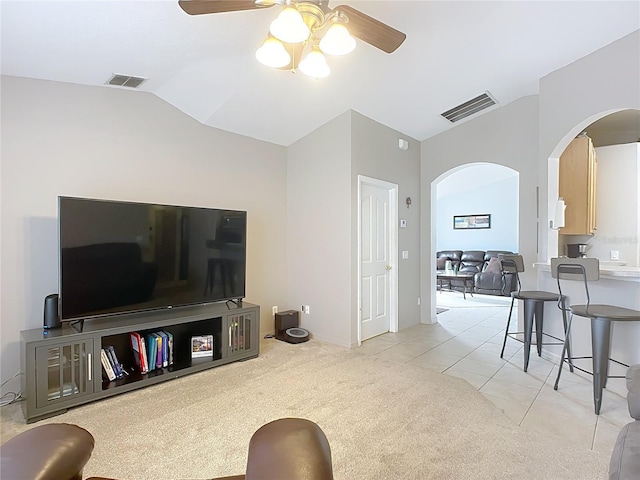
228, 313, 253, 356
35, 340, 94, 408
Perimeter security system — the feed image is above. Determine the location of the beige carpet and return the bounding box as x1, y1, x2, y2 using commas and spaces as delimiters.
1, 339, 610, 479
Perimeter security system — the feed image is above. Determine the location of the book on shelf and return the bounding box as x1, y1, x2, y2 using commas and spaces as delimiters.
165, 331, 174, 366
129, 332, 148, 374
100, 348, 116, 381
191, 335, 214, 359
159, 331, 169, 367
154, 332, 162, 369
139, 335, 149, 373
105, 345, 123, 378
146, 333, 157, 371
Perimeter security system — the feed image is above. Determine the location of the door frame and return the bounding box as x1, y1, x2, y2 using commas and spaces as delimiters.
357, 175, 399, 345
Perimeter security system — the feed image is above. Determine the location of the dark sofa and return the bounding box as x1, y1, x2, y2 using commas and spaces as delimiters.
436, 250, 516, 296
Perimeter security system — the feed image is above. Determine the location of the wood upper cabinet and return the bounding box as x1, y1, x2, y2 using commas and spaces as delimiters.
559, 135, 597, 235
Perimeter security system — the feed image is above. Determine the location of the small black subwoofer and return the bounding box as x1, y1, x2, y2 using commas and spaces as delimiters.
43, 294, 61, 329
275, 310, 309, 344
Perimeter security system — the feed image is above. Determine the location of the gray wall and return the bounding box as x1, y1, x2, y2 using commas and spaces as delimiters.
420, 96, 540, 322
286, 110, 421, 347
350, 111, 421, 341
286, 111, 353, 346
1, 76, 288, 387
539, 30, 640, 262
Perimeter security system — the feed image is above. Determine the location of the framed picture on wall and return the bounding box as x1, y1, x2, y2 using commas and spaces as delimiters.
453, 214, 491, 230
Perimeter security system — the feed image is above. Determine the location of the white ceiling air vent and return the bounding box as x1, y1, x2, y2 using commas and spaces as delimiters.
106, 74, 147, 88
441, 91, 497, 123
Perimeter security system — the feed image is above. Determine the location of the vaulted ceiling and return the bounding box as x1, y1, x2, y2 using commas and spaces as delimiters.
2, 1, 639, 146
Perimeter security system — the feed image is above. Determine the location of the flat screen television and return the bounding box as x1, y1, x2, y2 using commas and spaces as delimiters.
58, 196, 247, 321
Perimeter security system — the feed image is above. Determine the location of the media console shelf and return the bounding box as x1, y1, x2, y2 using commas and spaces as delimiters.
21, 301, 259, 423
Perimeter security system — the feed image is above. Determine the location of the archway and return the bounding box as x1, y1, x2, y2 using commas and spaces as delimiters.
430, 162, 520, 318
546, 108, 640, 263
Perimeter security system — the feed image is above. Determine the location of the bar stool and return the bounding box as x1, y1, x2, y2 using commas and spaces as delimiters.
551, 257, 640, 415
499, 254, 572, 372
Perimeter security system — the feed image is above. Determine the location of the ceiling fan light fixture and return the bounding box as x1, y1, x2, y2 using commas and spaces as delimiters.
299, 45, 330, 79
256, 36, 291, 68
254, 0, 283, 6
269, 6, 310, 44
319, 22, 355, 56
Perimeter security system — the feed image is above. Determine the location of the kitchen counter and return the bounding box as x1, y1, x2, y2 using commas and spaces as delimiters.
532, 261, 639, 392
534, 261, 640, 281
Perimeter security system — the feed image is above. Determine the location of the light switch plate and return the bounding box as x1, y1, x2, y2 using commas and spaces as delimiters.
400, 219, 407, 228
402, 251, 409, 259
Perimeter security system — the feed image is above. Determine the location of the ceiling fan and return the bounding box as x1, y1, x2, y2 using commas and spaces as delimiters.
178, 0, 406, 78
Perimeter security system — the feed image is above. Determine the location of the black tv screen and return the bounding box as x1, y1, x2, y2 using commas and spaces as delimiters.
59, 197, 246, 321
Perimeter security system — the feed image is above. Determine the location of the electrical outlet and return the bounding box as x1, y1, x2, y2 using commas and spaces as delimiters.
610, 250, 619, 261
402, 250, 409, 259
303, 305, 310, 314
417, 297, 421, 306
272, 306, 278, 316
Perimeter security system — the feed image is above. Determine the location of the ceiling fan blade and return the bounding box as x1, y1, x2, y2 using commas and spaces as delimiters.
179, 0, 275, 16
335, 5, 406, 54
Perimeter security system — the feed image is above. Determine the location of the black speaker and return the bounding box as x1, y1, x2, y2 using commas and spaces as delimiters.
43, 294, 61, 329
274, 310, 309, 344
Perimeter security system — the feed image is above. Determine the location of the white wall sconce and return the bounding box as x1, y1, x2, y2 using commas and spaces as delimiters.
550, 197, 566, 229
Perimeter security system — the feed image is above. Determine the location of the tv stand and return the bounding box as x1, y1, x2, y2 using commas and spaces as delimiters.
20, 302, 259, 423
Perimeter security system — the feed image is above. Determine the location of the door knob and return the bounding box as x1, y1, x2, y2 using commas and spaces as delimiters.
386, 265, 392, 270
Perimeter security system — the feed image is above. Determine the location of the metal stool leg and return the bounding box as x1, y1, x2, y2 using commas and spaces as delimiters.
500, 297, 516, 359
534, 300, 544, 357
591, 317, 612, 415
554, 313, 574, 390
523, 299, 535, 372
559, 298, 574, 373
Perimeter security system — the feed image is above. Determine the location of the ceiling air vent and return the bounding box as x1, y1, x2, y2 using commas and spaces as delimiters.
441, 91, 497, 123
106, 74, 147, 89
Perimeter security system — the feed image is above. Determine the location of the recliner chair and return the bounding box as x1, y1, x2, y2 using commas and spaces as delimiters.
1, 418, 333, 480
0, 423, 94, 480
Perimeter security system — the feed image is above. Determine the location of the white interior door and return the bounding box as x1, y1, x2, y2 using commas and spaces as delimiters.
360, 183, 392, 340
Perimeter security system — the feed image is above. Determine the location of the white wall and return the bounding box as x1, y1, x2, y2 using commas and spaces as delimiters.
420, 95, 540, 322
587, 143, 639, 266
436, 175, 518, 252
0, 76, 288, 392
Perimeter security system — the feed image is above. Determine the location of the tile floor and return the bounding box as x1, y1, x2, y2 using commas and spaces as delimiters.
358, 292, 631, 454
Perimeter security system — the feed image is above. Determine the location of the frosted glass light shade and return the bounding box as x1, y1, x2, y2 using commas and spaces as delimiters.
299, 47, 330, 79
256, 37, 291, 68
319, 23, 355, 55
270, 7, 310, 43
